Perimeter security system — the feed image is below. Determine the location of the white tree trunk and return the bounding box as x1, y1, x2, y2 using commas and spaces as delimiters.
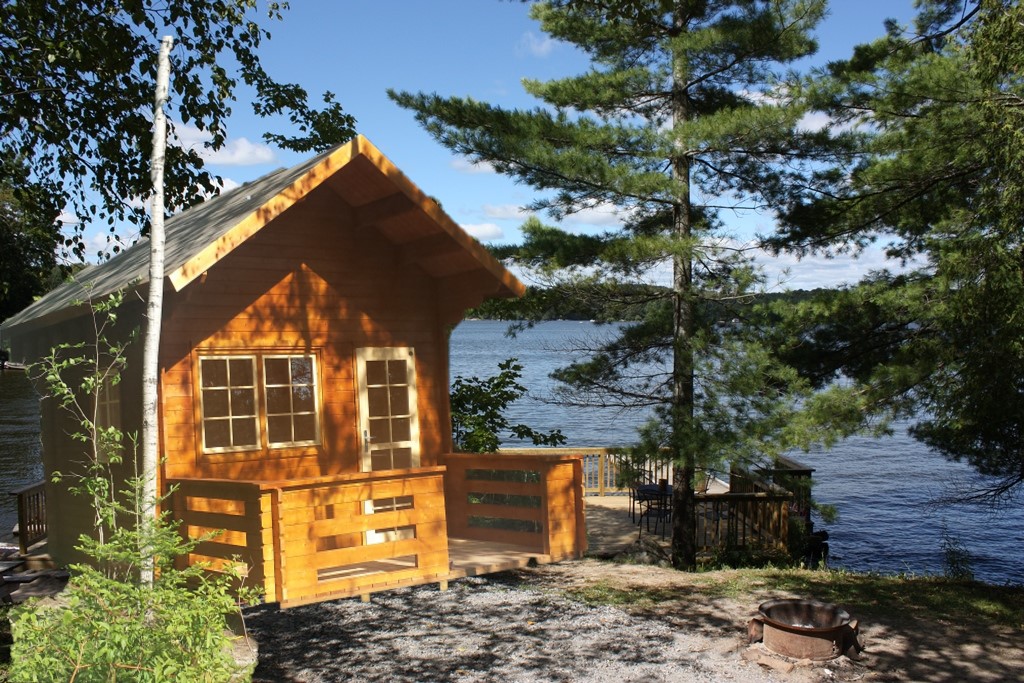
141, 35, 173, 586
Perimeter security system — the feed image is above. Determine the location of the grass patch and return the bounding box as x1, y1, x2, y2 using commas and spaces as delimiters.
564, 566, 1024, 630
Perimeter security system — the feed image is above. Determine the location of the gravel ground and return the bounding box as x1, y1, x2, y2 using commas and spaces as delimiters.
245, 573, 784, 683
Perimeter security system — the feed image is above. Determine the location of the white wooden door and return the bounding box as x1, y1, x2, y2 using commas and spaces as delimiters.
355, 347, 420, 544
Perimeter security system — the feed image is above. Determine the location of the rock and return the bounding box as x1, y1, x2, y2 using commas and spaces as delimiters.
747, 617, 764, 643
757, 654, 796, 673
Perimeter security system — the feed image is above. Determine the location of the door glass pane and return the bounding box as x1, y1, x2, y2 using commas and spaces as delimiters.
387, 360, 406, 383
391, 448, 413, 470
365, 360, 387, 385
371, 451, 393, 471
391, 418, 411, 443
389, 386, 409, 415
369, 417, 390, 444
367, 386, 389, 417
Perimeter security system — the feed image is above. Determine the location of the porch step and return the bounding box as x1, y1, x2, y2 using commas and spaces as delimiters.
0, 560, 25, 575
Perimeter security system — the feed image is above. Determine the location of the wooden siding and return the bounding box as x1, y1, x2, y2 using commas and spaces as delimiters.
158, 189, 454, 484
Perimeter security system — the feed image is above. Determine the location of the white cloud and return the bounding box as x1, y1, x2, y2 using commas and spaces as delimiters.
217, 177, 242, 193
451, 157, 496, 175
796, 110, 831, 133
517, 32, 557, 58
483, 204, 532, 221
561, 203, 630, 230
170, 123, 276, 166
462, 223, 505, 241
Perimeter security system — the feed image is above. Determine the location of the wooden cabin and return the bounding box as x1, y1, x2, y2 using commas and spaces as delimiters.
1, 136, 587, 607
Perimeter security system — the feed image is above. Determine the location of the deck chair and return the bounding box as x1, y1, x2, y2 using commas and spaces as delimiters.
637, 488, 671, 539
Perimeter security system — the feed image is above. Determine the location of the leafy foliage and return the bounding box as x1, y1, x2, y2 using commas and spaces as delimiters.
769, 0, 1024, 503
11, 292, 254, 682
450, 358, 566, 452
0, 155, 63, 322
0, 0, 357, 260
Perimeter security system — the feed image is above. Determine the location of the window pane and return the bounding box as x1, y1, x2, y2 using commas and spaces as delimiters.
291, 357, 313, 385
365, 360, 387, 385
293, 386, 315, 412
264, 357, 290, 385
266, 386, 291, 414
389, 386, 409, 416
203, 389, 229, 418
391, 448, 413, 469
232, 417, 258, 446
293, 414, 317, 442
229, 358, 254, 385
230, 388, 255, 416
204, 420, 231, 449
371, 451, 393, 471
367, 386, 389, 417
267, 415, 292, 444
369, 417, 390, 444
201, 359, 227, 388
387, 360, 407, 384
391, 418, 411, 443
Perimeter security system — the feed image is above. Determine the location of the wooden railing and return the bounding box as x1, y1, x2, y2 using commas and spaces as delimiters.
168, 468, 451, 608
12, 481, 47, 554
496, 447, 671, 497
696, 491, 791, 552
442, 451, 586, 561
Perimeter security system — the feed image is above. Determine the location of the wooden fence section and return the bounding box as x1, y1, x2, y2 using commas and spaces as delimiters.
272, 468, 449, 608
443, 452, 586, 561
12, 480, 47, 554
695, 491, 791, 552
168, 478, 276, 598
169, 468, 451, 608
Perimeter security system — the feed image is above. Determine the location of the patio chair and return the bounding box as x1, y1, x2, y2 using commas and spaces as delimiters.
637, 485, 672, 539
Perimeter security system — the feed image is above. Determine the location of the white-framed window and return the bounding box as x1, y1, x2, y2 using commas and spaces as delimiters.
264, 355, 319, 447
198, 352, 321, 454
96, 375, 121, 431
199, 356, 260, 452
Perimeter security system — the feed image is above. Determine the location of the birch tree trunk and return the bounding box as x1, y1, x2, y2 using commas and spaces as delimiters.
141, 35, 173, 587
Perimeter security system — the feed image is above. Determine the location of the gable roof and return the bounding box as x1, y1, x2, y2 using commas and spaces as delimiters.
2, 135, 524, 333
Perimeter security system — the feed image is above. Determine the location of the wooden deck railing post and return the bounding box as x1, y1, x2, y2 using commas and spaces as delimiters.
12, 481, 47, 555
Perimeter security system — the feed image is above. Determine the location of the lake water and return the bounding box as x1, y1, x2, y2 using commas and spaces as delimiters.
2, 321, 1021, 584
0, 368, 44, 541
451, 320, 1024, 586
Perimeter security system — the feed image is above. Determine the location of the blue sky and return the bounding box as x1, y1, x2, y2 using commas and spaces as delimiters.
157, 0, 920, 290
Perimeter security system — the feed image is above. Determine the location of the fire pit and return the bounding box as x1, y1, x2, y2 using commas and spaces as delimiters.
753, 599, 859, 660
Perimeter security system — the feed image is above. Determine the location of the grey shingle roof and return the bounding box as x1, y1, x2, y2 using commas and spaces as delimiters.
2, 146, 335, 332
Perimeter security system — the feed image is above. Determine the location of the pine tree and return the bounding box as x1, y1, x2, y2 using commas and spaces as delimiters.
390, 0, 839, 569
